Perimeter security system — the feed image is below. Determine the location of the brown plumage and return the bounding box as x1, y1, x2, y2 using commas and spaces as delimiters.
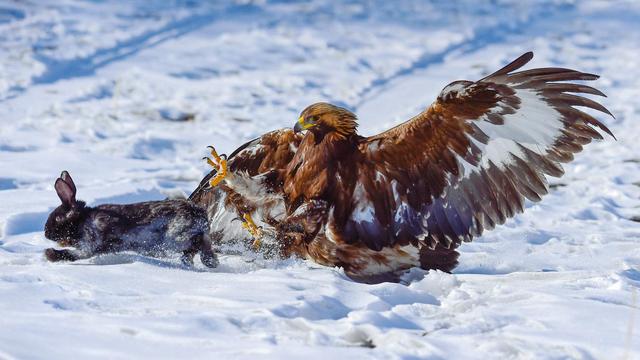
191, 52, 614, 283
189, 129, 303, 249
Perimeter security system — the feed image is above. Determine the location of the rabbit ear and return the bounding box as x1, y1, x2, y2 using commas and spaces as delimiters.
60, 170, 77, 196
55, 178, 76, 206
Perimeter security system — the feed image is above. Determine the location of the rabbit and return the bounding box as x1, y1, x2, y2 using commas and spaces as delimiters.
44, 171, 218, 268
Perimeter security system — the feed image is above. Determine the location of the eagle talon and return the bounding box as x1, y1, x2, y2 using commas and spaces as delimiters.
251, 237, 262, 251
207, 145, 222, 163
204, 145, 228, 187
203, 156, 218, 169
204, 146, 225, 169
241, 213, 263, 249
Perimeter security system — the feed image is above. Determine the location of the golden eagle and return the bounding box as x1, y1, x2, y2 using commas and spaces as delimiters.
190, 52, 613, 282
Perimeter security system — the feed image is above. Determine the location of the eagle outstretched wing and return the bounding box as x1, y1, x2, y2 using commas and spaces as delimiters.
352, 52, 613, 251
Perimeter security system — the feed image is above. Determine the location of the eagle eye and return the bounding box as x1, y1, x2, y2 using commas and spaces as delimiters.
306, 115, 319, 124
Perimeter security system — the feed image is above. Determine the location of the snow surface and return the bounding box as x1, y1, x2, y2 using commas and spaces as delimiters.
1, 1, 639, 359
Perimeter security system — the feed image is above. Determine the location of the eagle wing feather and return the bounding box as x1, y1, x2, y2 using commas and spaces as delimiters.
350, 52, 613, 251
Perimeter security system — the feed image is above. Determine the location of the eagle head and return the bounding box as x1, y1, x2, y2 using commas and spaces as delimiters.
294, 102, 358, 138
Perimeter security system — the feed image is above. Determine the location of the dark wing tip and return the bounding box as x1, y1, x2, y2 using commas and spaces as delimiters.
599, 121, 617, 140
483, 52, 534, 80
581, 73, 600, 81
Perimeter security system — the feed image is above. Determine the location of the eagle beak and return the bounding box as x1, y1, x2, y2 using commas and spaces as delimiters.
294, 116, 305, 133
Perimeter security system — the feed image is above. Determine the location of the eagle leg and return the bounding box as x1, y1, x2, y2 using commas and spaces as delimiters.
203, 145, 228, 187
208, 158, 227, 187
241, 213, 263, 249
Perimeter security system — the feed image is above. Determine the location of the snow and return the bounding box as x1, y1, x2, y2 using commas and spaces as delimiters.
0, 0, 639, 358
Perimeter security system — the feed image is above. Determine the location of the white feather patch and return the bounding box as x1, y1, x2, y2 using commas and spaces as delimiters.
458, 88, 563, 178
357, 245, 421, 275
351, 182, 375, 223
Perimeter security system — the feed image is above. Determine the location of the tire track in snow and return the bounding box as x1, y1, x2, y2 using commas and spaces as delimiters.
31, 14, 217, 85
351, 3, 575, 114
27, 4, 266, 86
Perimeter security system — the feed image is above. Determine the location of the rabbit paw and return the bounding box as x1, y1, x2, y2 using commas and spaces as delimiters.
200, 252, 219, 268
181, 251, 195, 267
45, 248, 78, 262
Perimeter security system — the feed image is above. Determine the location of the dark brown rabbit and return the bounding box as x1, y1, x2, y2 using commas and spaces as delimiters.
44, 171, 217, 268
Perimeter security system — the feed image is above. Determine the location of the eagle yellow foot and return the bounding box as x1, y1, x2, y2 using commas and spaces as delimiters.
241, 213, 263, 250
203, 145, 228, 188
